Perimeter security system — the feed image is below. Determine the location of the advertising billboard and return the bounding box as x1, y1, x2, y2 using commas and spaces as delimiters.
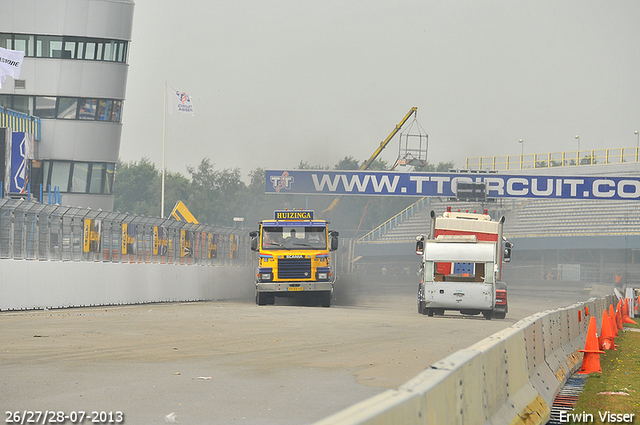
265, 169, 640, 201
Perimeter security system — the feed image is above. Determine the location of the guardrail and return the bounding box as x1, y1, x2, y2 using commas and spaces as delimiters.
0, 197, 251, 266
357, 197, 429, 243
315, 294, 618, 425
466, 146, 639, 171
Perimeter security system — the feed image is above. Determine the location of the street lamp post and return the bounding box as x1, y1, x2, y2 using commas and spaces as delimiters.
518, 139, 524, 169
575, 135, 580, 165
519, 139, 524, 156
635, 131, 638, 162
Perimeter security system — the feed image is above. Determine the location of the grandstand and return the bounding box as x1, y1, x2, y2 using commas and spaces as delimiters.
504, 199, 640, 238
352, 161, 640, 284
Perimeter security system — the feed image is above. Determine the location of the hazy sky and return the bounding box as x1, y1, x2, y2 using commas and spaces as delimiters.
119, 1, 640, 180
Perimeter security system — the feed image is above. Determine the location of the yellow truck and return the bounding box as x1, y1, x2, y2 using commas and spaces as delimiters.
249, 210, 339, 307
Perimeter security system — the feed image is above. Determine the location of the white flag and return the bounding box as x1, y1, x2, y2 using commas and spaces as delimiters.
166, 84, 195, 115
0, 47, 25, 89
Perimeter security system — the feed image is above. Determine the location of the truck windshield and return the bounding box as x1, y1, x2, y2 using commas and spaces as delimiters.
262, 226, 327, 250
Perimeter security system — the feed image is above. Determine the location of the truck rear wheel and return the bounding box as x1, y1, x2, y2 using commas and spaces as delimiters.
493, 311, 506, 319
482, 311, 493, 320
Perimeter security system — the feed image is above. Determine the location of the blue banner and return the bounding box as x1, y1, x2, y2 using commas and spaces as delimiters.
10, 132, 33, 194
265, 170, 640, 200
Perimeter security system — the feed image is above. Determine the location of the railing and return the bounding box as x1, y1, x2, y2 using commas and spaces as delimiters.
0, 107, 41, 141
466, 146, 640, 171
356, 197, 429, 243
0, 197, 251, 266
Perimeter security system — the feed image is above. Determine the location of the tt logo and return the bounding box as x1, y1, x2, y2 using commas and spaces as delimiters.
270, 171, 294, 192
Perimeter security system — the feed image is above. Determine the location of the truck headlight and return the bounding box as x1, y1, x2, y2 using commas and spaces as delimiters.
317, 272, 328, 280
257, 268, 273, 282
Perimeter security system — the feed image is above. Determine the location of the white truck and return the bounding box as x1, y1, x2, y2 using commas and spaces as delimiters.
415, 208, 512, 320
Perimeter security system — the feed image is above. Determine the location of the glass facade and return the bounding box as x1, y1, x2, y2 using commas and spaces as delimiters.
1, 33, 128, 63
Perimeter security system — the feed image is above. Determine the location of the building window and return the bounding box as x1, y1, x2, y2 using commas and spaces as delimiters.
34, 96, 57, 119
57, 98, 78, 119
50, 161, 72, 192
63, 38, 79, 59
89, 163, 105, 194
11, 96, 33, 115
70, 162, 90, 193
38, 35, 65, 58
85, 41, 97, 60
0, 94, 12, 109
97, 100, 111, 121
14, 34, 35, 56
0, 33, 10, 49
110, 101, 122, 123
78, 99, 97, 120
117, 41, 127, 62
105, 163, 115, 194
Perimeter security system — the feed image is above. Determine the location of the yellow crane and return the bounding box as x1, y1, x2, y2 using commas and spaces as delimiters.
321, 107, 418, 216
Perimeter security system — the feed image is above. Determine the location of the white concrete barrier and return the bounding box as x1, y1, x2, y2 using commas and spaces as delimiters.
315, 294, 618, 425
0, 259, 255, 310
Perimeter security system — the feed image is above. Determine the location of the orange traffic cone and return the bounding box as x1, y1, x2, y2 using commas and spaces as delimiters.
578, 316, 605, 374
616, 303, 623, 330
585, 306, 590, 316
622, 299, 636, 325
599, 310, 615, 350
609, 305, 619, 338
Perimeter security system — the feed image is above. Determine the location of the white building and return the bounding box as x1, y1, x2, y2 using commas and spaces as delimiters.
0, 0, 135, 210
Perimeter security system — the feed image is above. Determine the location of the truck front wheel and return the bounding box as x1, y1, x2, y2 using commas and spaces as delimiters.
256, 292, 274, 306
320, 291, 331, 308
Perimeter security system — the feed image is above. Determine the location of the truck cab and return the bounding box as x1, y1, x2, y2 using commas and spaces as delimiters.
250, 210, 339, 307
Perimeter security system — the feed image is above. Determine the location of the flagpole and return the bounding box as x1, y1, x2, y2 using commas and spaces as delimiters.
161, 81, 167, 218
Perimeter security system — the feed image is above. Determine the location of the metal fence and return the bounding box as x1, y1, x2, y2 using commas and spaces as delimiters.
466, 146, 640, 171
0, 197, 252, 266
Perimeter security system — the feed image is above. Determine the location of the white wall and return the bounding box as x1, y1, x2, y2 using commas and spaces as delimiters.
0, 260, 255, 310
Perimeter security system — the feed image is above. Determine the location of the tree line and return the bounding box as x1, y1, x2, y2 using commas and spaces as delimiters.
113, 156, 454, 237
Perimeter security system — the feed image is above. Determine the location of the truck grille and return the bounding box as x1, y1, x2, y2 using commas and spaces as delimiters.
278, 258, 312, 279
